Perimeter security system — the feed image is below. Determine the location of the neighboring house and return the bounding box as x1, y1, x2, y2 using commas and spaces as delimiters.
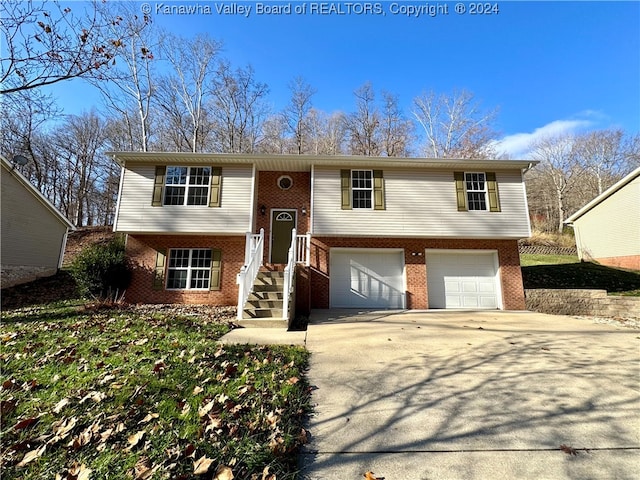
565, 167, 640, 270
110, 152, 536, 324
1, 155, 75, 288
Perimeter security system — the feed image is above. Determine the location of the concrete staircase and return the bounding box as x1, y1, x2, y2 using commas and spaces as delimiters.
239, 271, 288, 327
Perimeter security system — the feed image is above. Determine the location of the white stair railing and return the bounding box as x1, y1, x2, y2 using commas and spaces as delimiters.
282, 228, 298, 320
236, 228, 264, 320
296, 232, 311, 266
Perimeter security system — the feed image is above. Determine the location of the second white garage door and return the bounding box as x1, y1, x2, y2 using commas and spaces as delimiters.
426, 250, 501, 309
330, 249, 405, 308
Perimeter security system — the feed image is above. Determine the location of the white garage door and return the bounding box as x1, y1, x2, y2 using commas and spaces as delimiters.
330, 249, 405, 308
426, 251, 500, 309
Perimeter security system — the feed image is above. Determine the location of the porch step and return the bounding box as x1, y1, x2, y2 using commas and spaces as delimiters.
241, 271, 286, 323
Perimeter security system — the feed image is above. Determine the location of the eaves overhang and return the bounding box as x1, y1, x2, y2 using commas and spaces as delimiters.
106, 151, 538, 172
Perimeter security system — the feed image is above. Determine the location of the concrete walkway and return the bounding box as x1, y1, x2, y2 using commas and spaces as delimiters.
220, 310, 640, 479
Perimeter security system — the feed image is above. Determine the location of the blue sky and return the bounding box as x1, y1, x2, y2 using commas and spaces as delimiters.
47, 1, 639, 157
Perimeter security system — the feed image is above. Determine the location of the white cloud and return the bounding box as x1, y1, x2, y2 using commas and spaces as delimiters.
495, 118, 594, 159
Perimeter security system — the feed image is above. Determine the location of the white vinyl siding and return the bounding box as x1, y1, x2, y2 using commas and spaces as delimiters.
115, 163, 253, 234
572, 176, 640, 260
312, 168, 530, 238
1, 166, 69, 269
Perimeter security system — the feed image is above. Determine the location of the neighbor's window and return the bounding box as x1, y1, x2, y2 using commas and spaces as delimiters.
465, 172, 488, 211
351, 170, 373, 209
166, 249, 212, 289
164, 166, 211, 206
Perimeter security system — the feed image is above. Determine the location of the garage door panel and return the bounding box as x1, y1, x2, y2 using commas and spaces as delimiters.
427, 251, 500, 309
330, 250, 405, 308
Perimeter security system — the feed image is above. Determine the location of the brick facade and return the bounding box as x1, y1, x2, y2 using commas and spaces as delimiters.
307, 237, 525, 310
255, 171, 311, 265
124, 234, 245, 305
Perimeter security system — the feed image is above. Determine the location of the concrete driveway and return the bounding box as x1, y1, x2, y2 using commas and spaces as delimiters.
299, 310, 640, 480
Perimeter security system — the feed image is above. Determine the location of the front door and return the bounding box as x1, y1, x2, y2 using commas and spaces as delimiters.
270, 210, 296, 263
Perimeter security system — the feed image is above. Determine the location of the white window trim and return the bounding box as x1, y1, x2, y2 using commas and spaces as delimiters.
164, 166, 211, 206
351, 169, 374, 210
166, 248, 212, 290
464, 172, 488, 211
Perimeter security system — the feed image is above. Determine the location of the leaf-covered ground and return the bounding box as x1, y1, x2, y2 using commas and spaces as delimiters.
1, 303, 311, 479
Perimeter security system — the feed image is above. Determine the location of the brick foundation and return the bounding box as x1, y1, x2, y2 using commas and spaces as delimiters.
124, 234, 245, 305
308, 237, 525, 310
592, 255, 640, 271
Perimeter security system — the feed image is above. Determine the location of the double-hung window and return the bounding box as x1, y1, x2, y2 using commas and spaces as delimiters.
351, 170, 373, 209
164, 166, 211, 206
454, 171, 500, 212
166, 249, 212, 289
465, 172, 488, 211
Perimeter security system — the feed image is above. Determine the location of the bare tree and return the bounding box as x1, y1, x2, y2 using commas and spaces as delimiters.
1, 0, 146, 94
345, 82, 381, 156
282, 76, 316, 154
156, 33, 222, 152
90, 5, 156, 152
380, 91, 413, 157
0, 87, 61, 189
412, 89, 498, 158
53, 111, 108, 226
528, 134, 583, 233
574, 129, 634, 195
259, 115, 289, 154
210, 62, 269, 153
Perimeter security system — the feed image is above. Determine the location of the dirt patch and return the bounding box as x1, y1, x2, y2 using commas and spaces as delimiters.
63, 226, 117, 266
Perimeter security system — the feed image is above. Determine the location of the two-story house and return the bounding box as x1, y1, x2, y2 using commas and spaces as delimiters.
110, 152, 535, 325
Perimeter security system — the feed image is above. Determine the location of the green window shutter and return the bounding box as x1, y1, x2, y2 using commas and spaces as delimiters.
373, 170, 385, 210
340, 169, 352, 210
486, 172, 501, 212
153, 249, 166, 290
454, 171, 467, 211
209, 248, 222, 291
209, 167, 222, 207
152, 166, 166, 206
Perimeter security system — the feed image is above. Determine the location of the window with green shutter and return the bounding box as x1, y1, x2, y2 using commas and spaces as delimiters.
152, 166, 222, 207
341, 169, 385, 210
454, 171, 501, 212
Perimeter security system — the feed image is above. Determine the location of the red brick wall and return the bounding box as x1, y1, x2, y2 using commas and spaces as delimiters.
308, 237, 525, 310
124, 234, 245, 305
594, 255, 640, 271
255, 171, 311, 264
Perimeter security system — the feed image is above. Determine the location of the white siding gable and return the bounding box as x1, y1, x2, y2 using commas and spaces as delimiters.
115, 163, 253, 234
312, 167, 531, 239
572, 175, 640, 259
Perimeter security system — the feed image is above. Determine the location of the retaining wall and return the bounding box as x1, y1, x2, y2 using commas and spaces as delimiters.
525, 289, 640, 319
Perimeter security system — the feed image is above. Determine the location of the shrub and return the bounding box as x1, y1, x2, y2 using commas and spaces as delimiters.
70, 237, 131, 300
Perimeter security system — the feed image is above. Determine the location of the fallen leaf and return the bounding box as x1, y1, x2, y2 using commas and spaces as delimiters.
138, 413, 159, 424
53, 398, 70, 413
198, 400, 214, 417
213, 465, 234, 480
560, 444, 578, 456
125, 430, 146, 451
68, 462, 93, 480
364, 472, 385, 480
193, 455, 214, 475
17, 444, 46, 467
286, 376, 300, 385
14, 417, 39, 431
192, 386, 203, 395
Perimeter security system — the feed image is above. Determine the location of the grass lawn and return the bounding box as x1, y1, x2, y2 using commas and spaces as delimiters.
0, 301, 311, 479
520, 256, 640, 296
